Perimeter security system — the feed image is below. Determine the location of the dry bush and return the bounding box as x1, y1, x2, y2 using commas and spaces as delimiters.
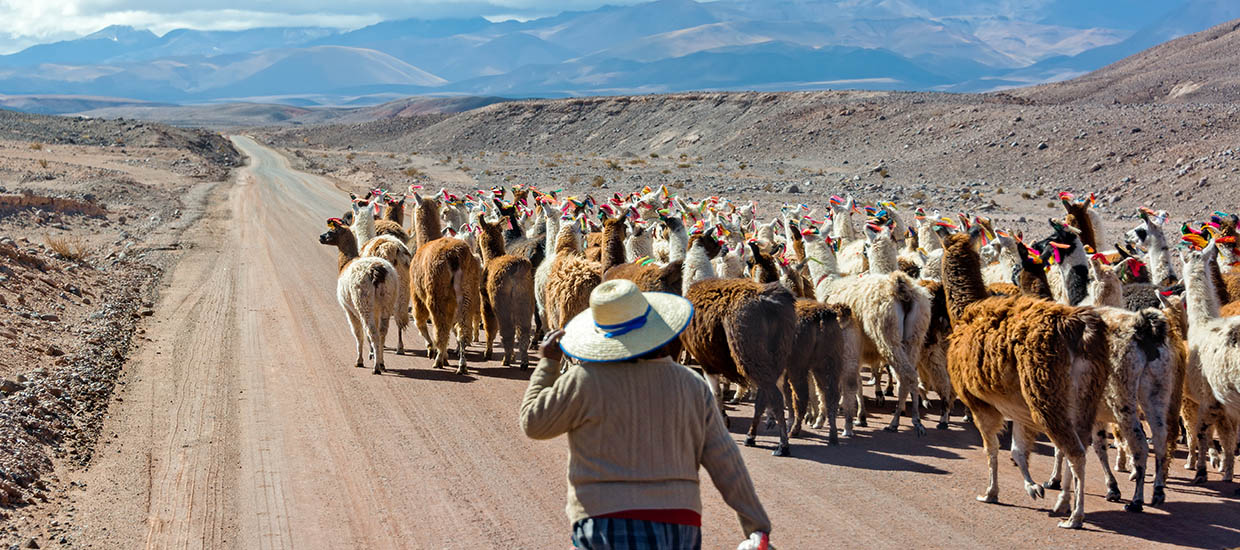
569, 175, 581, 184
591, 175, 606, 187
677, 163, 691, 169
661, 169, 671, 174
29, 143, 42, 151
38, 159, 48, 169
45, 235, 89, 260
649, 153, 659, 158
776, 168, 784, 174
604, 159, 622, 171
346, 152, 356, 161
402, 167, 424, 178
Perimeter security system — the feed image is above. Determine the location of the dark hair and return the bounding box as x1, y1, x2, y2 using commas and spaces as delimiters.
624, 344, 672, 362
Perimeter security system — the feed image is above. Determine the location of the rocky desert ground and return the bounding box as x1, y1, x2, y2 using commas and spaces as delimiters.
3, 17, 1240, 550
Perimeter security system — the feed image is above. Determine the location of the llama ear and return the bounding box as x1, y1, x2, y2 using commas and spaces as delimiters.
349, 193, 358, 200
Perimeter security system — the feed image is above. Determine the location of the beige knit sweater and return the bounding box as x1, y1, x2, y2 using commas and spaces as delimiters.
520, 356, 771, 536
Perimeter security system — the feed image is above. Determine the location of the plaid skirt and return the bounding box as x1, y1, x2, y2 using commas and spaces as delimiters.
572, 517, 702, 550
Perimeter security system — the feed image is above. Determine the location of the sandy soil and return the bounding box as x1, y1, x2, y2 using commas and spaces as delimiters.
33, 137, 1237, 550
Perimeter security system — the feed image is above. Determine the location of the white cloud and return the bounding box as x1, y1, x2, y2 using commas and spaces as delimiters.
0, 0, 654, 53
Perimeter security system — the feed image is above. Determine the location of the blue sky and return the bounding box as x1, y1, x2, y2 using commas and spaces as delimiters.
0, 0, 654, 54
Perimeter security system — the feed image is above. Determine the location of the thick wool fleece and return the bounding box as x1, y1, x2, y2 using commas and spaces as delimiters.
520, 356, 771, 537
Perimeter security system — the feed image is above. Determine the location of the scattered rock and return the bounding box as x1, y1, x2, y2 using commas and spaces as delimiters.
46, 345, 65, 356
1037, 142, 1048, 150
0, 378, 23, 394
1089, 162, 1104, 172
785, 184, 801, 194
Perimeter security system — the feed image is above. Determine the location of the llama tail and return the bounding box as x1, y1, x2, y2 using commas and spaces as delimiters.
893, 273, 929, 354
1133, 308, 1168, 364
367, 262, 389, 288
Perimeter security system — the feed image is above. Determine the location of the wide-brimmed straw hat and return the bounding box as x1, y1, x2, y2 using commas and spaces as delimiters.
560, 279, 694, 362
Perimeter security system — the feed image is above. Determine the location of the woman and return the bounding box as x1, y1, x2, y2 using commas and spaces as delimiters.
520, 279, 772, 550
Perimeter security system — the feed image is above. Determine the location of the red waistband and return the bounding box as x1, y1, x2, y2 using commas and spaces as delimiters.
596, 509, 701, 527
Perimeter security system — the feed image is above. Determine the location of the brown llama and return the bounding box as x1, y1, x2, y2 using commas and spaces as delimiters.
475, 218, 535, 368
1061, 192, 1103, 252
785, 299, 861, 445
544, 219, 603, 331
940, 231, 1110, 529
377, 194, 410, 243
409, 194, 482, 374
680, 278, 798, 456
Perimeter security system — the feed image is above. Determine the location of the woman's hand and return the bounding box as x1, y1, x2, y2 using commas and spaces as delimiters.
539, 329, 566, 364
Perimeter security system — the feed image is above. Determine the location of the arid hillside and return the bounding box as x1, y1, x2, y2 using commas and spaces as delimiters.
1019, 18, 1240, 104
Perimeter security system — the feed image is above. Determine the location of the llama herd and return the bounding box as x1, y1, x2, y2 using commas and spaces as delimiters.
316, 183, 1240, 530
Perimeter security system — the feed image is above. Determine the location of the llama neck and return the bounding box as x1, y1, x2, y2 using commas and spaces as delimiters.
681, 241, 717, 295
544, 216, 560, 254
351, 210, 375, 248
384, 203, 404, 225
554, 225, 579, 256
1218, 245, 1239, 274
751, 254, 780, 284
1185, 258, 1221, 322
1144, 231, 1177, 284
804, 240, 839, 284
868, 237, 898, 275
625, 229, 653, 262
479, 232, 506, 264
918, 223, 941, 252
832, 210, 856, 241
941, 237, 991, 322
601, 223, 627, 271
1207, 254, 1231, 306
666, 226, 689, 263
1066, 209, 1098, 251
415, 201, 443, 249
335, 233, 360, 274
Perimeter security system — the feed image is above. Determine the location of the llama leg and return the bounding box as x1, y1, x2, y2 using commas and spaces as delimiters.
855, 383, 868, 428
1011, 424, 1045, 501
745, 389, 767, 447
412, 298, 433, 358
1059, 451, 1087, 529
1192, 403, 1215, 484
500, 315, 516, 367
365, 312, 385, 375
764, 384, 791, 457
968, 403, 1003, 504
1220, 416, 1238, 483
1121, 420, 1150, 512
482, 298, 497, 362
787, 370, 809, 439
1090, 427, 1122, 504
883, 368, 903, 432
937, 388, 953, 430
1044, 446, 1064, 491
836, 366, 858, 439
882, 365, 896, 397
1114, 425, 1131, 474
886, 367, 925, 436
346, 311, 366, 369
516, 317, 531, 370
1148, 412, 1170, 506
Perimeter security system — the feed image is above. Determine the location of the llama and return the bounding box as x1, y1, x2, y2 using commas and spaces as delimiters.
318, 218, 398, 374
1125, 208, 1177, 285
533, 213, 568, 334
409, 194, 483, 375
824, 234, 933, 435
940, 230, 1110, 529
349, 193, 378, 247
624, 219, 653, 262
1061, 192, 1104, 252
475, 217, 535, 368
784, 299, 861, 445
1180, 241, 1240, 489
360, 234, 412, 355
916, 280, 957, 430
680, 278, 798, 456
602, 217, 709, 296
543, 219, 603, 331
377, 193, 410, 243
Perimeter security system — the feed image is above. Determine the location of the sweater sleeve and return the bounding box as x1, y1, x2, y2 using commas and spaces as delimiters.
519, 357, 588, 440
699, 387, 772, 536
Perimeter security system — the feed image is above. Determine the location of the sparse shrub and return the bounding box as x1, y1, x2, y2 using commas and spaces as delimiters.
604, 159, 622, 171
386, 153, 395, 159
762, 183, 774, 192
661, 169, 671, 174
591, 175, 605, 187
569, 175, 581, 184
677, 164, 691, 169
1020, 191, 1034, 200
45, 235, 88, 260
910, 190, 927, 201
402, 167, 424, 178
346, 152, 356, 161
739, 163, 747, 170
30, 143, 43, 151
1047, 202, 1056, 209
776, 168, 784, 175
649, 153, 659, 158
458, 165, 471, 172
38, 159, 48, 169
995, 187, 1004, 194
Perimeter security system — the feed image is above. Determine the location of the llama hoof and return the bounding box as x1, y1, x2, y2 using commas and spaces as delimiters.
764, 417, 776, 430
857, 417, 868, 428
883, 425, 898, 433
936, 421, 949, 430
811, 421, 825, 430
975, 493, 998, 504
372, 365, 384, 375
1106, 485, 1125, 502
1150, 487, 1166, 506
788, 427, 801, 438
1124, 500, 1143, 513
772, 444, 791, 457
519, 362, 529, 370
1191, 469, 1208, 485
1024, 482, 1044, 500
1116, 463, 1130, 473
455, 365, 468, 376
1042, 479, 1061, 491
913, 423, 927, 437
1184, 461, 1194, 470
842, 428, 854, 438
354, 361, 365, 369
874, 394, 886, 406
743, 436, 756, 447
827, 434, 839, 446
1057, 518, 1083, 530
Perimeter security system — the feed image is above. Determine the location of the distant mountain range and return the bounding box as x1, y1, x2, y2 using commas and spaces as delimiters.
1, 0, 1238, 110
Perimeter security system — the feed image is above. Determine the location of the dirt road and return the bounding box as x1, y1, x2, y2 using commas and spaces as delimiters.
63, 137, 1238, 549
